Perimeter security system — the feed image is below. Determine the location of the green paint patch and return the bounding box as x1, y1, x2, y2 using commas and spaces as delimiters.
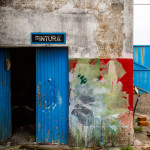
77, 74, 87, 84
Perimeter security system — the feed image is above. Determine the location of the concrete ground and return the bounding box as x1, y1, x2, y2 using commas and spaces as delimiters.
133, 94, 150, 149
134, 113, 150, 150
133, 94, 150, 116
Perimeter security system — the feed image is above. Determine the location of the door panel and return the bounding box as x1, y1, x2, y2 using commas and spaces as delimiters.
36, 47, 69, 144
0, 49, 11, 143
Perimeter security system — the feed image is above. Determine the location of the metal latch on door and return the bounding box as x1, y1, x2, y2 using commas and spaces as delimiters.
6, 58, 11, 71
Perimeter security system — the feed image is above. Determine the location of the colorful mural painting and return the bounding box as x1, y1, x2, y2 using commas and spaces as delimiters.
69, 59, 133, 147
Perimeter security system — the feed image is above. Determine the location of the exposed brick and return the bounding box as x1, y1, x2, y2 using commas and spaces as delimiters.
142, 145, 150, 150
138, 116, 147, 121
138, 121, 149, 126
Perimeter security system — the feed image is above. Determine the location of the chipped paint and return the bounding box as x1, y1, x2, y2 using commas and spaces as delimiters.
69, 58, 133, 147
0, 0, 133, 147
36, 48, 69, 144
1, 76, 5, 86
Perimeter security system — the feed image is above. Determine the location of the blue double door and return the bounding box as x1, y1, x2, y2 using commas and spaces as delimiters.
0, 47, 69, 144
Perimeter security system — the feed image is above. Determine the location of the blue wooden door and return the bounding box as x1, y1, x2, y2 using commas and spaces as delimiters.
0, 49, 11, 143
36, 47, 69, 144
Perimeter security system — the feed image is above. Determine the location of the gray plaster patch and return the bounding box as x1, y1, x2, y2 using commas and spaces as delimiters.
98, 3, 107, 13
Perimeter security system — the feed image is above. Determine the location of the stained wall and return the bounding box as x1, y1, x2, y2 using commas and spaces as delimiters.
0, 0, 132, 58
69, 59, 133, 147
0, 0, 133, 147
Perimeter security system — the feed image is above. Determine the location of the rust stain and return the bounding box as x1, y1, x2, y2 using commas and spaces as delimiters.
71, 0, 126, 58
38, 122, 41, 131
37, 84, 42, 107
95, 0, 125, 58
1, 76, 5, 86
99, 24, 107, 30
110, 43, 114, 49
118, 51, 122, 57
46, 130, 50, 142
37, 84, 40, 99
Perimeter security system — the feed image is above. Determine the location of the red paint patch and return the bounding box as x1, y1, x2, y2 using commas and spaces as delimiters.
89, 59, 96, 65
119, 111, 133, 127
117, 59, 133, 111
69, 59, 78, 71
100, 59, 133, 111
73, 62, 77, 69
69, 59, 133, 111
99, 75, 103, 80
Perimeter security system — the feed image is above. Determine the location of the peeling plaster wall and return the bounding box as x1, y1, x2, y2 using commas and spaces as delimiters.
0, 0, 133, 147
0, 0, 133, 58
69, 59, 133, 147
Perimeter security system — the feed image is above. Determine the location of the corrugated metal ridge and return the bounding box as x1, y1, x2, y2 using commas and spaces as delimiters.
36, 47, 69, 144
133, 62, 150, 70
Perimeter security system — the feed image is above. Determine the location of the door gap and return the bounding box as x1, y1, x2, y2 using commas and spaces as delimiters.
10, 48, 36, 145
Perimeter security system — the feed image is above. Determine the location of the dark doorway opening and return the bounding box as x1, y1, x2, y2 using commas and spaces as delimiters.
10, 48, 36, 144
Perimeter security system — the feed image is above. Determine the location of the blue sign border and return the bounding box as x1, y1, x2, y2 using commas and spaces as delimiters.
31, 32, 66, 44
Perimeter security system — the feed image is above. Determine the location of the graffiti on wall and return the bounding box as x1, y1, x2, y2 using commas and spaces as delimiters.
69, 59, 133, 147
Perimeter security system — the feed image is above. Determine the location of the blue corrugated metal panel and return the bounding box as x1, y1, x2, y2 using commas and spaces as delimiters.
36, 47, 69, 144
133, 45, 150, 94
133, 62, 149, 71
134, 70, 150, 94
134, 46, 150, 68
0, 49, 11, 143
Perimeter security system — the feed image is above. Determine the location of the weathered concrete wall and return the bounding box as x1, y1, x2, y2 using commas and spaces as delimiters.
0, 0, 133, 58
0, 0, 133, 147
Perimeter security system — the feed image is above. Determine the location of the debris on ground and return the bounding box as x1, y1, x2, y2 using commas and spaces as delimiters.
142, 145, 150, 150
138, 121, 149, 126
147, 131, 150, 137
134, 113, 150, 149
137, 116, 150, 126
0, 145, 21, 150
